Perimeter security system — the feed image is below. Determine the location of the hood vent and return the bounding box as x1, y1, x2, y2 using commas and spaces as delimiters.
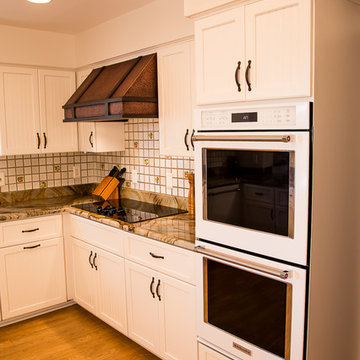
63, 53, 158, 122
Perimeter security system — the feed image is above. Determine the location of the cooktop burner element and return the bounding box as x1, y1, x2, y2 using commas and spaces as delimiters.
72, 199, 187, 223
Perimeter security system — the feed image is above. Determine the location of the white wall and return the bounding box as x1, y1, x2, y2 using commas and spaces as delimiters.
75, 0, 193, 67
0, 25, 76, 68
307, 0, 360, 359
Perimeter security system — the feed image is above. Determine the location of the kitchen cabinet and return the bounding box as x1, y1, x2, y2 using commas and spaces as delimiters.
126, 260, 197, 360
76, 69, 125, 153
194, 0, 311, 104
157, 41, 195, 157
0, 215, 66, 320
0, 66, 76, 155
70, 215, 127, 334
71, 237, 128, 334
38, 69, 77, 153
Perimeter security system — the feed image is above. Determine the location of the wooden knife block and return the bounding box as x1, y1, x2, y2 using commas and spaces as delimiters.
93, 177, 124, 201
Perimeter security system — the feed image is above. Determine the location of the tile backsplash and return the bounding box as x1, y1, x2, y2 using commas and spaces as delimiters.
98, 118, 194, 197
0, 118, 194, 197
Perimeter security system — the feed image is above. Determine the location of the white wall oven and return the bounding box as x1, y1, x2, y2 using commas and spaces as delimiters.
193, 102, 311, 266
193, 102, 312, 360
196, 244, 307, 360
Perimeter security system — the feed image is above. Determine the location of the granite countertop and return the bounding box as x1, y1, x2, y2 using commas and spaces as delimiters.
0, 186, 195, 251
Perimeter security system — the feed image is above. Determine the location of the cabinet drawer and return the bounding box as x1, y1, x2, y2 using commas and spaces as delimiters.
69, 215, 124, 256
0, 215, 62, 247
125, 233, 196, 285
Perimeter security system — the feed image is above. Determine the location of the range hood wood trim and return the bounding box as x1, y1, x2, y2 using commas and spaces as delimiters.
63, 114, 156, 122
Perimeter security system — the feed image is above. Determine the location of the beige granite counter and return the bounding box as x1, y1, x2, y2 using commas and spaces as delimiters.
0, 186, 195, 251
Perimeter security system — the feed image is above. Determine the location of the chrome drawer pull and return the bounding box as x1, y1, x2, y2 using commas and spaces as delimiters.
22, 228, 39, 233
149, 252, 164, 259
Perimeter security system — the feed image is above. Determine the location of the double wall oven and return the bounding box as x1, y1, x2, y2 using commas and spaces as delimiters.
193, 102, 311, 360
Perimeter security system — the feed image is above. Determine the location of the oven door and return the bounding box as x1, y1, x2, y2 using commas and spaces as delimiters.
194, 131, 310, 266
196, 244, 307, 360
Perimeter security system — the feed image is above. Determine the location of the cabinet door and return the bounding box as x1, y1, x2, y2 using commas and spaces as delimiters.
195, 7, 245, 104
97, 249, 127, 335
158, 42, 194, 156
245, 0, 311, 100
78, 122, 96, 152
0, 67, 41, 155
0, 237, 66, 320
72, 238, 97, 314
125, 260, 160, 356
158, 273, 197, 360
38, 69, 77, 153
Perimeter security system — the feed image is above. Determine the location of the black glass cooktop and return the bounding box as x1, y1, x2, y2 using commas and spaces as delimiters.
72, 198, 187, 224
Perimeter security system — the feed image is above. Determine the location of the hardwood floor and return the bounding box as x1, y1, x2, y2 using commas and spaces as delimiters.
0, 305, 160, 360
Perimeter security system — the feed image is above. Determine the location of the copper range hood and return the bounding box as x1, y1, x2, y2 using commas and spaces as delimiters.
63, 53, 158, 122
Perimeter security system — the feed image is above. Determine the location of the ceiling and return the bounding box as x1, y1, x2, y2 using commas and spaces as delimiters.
0, 0, 157, 34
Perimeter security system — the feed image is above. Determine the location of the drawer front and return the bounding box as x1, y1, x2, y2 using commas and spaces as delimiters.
69, 215, 124, 256
0, 215, 62, 247
125, 233, 196, 285
244, 184, 274, 204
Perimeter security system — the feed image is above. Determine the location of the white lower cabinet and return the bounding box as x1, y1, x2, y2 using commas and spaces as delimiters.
71, 236, 127, 335
126, 260, 197, 360
0, 237, 66, 320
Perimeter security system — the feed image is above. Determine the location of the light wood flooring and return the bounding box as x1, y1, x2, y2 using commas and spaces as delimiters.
0, 305, 160, 360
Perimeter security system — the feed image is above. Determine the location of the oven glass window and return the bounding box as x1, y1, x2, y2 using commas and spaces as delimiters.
205, 259, 292, 358
205, 149, 294, 237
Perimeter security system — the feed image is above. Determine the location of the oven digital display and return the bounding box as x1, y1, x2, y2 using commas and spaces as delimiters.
231, 112, 258, 123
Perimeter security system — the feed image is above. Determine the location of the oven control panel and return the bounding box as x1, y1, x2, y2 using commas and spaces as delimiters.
196, 103, 310, 131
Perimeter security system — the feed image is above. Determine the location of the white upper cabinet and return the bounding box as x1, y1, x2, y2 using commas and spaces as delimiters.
0, 67, 41, 155
158, 41, 194, 157
39, 70, 77, 153
195, 7, 245, 104
245, 0, 312, 100
76, 69, 125, 153
194, 0, 312, 105
0, 66, 77, 155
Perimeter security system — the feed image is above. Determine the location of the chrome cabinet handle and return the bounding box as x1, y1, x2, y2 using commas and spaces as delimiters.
89, 251, 94, 268
156, 279, 161, 301
184, 129, 189, 151
245, 60, 252, 91
93, 252, 98, 270
23, 244, 41, 250
150, 277, 155, 298
195, 246, 289, 280
22, 228, 39, 233
36, 133, 41, 149
149, 252, 164, 259
235, 61, 241, 92
43, 132, 47, 149
89, 131, 94, 148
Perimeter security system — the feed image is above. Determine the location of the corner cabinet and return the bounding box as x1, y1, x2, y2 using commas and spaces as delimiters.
157, 41, 195, 157
0, 66, 77, 155
195, 0, 312, 104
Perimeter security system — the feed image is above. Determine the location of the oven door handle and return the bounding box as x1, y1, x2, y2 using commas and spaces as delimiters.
192, 134, 291, 143
195, 246, 290, 280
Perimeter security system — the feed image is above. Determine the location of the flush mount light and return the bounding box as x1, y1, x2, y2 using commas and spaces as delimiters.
27, 0, 52, 3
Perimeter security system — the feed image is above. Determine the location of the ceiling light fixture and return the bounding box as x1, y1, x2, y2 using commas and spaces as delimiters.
27, 0, 52, 4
